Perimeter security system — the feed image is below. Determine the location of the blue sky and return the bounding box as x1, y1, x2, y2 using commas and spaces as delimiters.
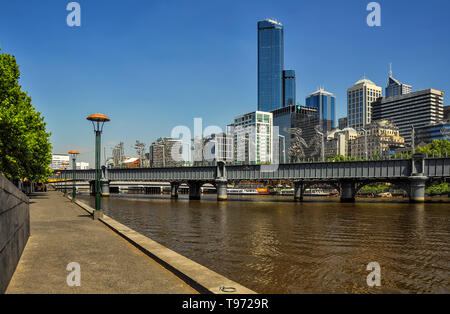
1, 0, 449, 165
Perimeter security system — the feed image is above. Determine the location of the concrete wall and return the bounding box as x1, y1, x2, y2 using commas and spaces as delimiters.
0, 174, 30, 293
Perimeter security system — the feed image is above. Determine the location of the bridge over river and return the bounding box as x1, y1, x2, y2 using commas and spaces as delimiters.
50, 154, 450, 203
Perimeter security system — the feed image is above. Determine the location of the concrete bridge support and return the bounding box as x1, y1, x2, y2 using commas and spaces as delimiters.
294, 181, 303, 201
188, 181, 201, 200
170, 182, 179, 199
215, 178, 228, 201
101, 179, 110, 197
89, 180, 95, 196
340, 180, 356, 203
409, 176, 428, 203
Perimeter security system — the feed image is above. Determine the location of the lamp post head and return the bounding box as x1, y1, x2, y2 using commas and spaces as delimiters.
87, 113, 110, 132
68, 150, 80, 158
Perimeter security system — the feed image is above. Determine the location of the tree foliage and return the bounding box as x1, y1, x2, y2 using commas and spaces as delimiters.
416, 139, 450, 157
0, 49, 52, 181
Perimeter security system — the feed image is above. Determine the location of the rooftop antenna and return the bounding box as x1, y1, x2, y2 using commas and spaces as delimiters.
389, 63, 393, 77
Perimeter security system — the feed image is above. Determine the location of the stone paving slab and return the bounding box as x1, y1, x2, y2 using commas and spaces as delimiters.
6, 191, 197, 294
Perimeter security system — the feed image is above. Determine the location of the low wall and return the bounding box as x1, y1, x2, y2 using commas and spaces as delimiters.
0, 174, 30, 293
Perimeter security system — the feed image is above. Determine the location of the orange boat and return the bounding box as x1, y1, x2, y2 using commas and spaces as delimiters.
257, 188, 269, 195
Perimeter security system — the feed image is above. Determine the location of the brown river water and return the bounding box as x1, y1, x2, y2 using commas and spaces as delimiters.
78, 194, 449, 294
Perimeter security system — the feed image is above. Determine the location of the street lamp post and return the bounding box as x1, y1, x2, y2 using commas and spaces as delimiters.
87, 113, 110, 219
68, 150, 80, 200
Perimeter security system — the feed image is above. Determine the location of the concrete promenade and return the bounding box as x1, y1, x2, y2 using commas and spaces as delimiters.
5, 191, 196, 294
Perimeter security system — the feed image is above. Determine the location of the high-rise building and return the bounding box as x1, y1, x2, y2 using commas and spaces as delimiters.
231, 111, 273, 165
372, 89, 444, 144
415, 121, 450, 144
305, 88, 336, 132
338, 117, 348, 130
347, 78, 382, 130
150, 137, 183, 168
283, 70, 296, 107
385, 66, 412, 98
271, 105, 320, 162
444, 105, 450, 121
50, 154, 70, 170
258, 19, 284, 112
202, 133, 234, 165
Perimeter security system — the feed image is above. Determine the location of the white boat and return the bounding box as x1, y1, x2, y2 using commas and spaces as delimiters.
227, 188, 259, 195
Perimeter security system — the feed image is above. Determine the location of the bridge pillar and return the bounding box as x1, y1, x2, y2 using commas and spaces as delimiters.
294, 181, 303, 201
101, 179, 110, 197
408, 176, 428, 203
340, 180, 356, 203
215, 178, 228, 201
170, 182, 180, 199
89, 180, 95, 196
188, 181, 201, 200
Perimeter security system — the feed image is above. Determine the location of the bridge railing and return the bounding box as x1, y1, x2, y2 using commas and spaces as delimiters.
48, 157, 450, 182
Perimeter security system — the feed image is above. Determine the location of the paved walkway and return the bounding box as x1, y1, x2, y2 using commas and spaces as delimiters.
6, 191, 196, 294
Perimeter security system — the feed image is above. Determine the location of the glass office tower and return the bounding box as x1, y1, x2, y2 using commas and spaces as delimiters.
305, 89, 336, 133
283, 70, 296, 107
258, 19, 284, 112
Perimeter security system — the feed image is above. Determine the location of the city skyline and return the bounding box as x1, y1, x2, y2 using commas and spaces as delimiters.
1, 0, 449, 165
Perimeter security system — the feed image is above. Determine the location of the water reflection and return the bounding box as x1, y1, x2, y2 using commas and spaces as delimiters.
78, 194, 450, 294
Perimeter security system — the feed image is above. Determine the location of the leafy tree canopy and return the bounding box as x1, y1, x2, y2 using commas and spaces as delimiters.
0, 49, 52, 181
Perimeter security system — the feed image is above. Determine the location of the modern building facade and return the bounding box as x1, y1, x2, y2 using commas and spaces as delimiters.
150, 137, 183, 168
231, 111, 273, 165
444, 105, 450, 121
338, 117, 348, 130
50, 154, 89, 170
324, 127, 357, 158
271, 105, 320, 162
201, 133, 234, 165
415, 121, 450, 144
385, 69, 412, 98
258, 19, 284, 112
349, 120, 405, 159
347, 78, 382, 130
306, 88, 336, 132
283, 70, 296, 107
372, 88, 444, 144
50, 154, 70, 170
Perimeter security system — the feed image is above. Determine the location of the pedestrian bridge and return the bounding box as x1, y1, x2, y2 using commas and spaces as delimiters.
51, 154, 450, 203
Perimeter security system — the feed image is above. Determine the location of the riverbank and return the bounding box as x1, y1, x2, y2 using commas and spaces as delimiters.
5, 191, 197, 293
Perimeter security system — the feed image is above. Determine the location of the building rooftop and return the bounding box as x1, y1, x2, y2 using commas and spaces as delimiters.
309, 88, 335, 97
354, 78, 377, 86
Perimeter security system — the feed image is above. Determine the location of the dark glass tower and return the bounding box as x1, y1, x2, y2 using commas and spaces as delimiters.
283, 70, 296, 107
305, 89, 336, 133
258, 19, 284, 112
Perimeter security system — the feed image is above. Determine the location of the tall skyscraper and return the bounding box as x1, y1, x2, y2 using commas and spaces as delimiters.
305, 88, 336, 132
283, 70, 296, 107
258, 19, 284, 112
347, 78, 382, 130
385, 66, 412, 97
372, 89, 444, 144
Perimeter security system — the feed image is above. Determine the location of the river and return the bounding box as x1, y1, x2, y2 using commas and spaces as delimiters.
78, 194, 449, 293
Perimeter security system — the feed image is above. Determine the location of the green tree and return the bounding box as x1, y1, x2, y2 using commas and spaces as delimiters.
416, 139, 450, 157
0, 49, 52, 181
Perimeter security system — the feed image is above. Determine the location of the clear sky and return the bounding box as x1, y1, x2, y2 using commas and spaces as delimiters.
1, 0, 449, 165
